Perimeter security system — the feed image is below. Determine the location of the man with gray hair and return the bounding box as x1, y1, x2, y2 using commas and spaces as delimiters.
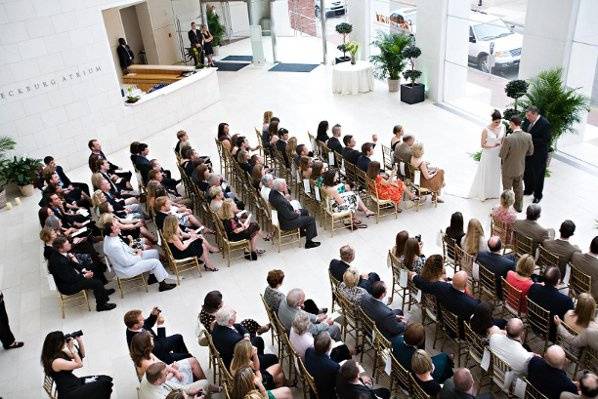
489, 318, 533, 375
261, 174, 302, 211
269, 178, 320, 248
475, 236, 515, 297
439, 368, 484, 399
522, 105, 551, 203
211, 305, 278, 369
527, 345, 577, 398
329, 245, 380, 294
278, 288, 341, 340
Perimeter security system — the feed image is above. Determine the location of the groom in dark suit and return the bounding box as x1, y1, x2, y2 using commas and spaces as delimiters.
522, 105, 551, 203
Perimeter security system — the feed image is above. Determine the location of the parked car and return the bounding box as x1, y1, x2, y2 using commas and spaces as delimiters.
314, 0, 346, 18
468, 12, 522, 73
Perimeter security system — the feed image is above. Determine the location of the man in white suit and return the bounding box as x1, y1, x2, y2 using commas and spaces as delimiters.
102, 222, 176, 292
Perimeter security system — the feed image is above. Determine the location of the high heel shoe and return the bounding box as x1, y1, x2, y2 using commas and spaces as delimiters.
204, 265, 219, 272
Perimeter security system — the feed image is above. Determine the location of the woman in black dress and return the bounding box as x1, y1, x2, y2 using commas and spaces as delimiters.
162, 215, 218, 271
411, 349, 442, 397
201, 24, 215, 67
220, 199, 263, 260
41, 331, 113, 399
445, 211, 465, 244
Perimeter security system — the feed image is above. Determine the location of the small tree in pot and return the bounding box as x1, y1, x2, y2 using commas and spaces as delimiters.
335, 23, 353, 64
370, 31, 411, 92
400, 44, 424, 104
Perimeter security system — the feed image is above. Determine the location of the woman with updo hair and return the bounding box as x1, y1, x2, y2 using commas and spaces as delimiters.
410, 142, 445, 202
321, 168, 374, 227
506, 254, 536, 312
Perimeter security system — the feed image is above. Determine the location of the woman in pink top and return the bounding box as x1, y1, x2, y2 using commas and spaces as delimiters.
506, 254, 535, 313
491, 189, 517, 244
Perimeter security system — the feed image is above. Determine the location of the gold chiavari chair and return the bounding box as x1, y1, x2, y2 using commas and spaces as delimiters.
454, 245, 479, 296
438, 304, 467, 366
463, 321, 492, 390
421, 293, 440, 348
409, 374, 431, 399
536, 245, 559, 275
158, 231, 202, 284
371, 325, 392, 384
501, 277, 526, 319
328, 271, 340, 312
388, 250, 412, 311
522, 377, 549, 399
213, 217, 251, 267
556, 321, 585, 375
580, 346, 598, 373
297, 355, 319, 399
489, 349, 515, 396
406, 164, 435, 210
259, 293, 278, 346
568, 265, 592, 300
478, 262, 499, 306
335, 290, 362, 348
441, 233, 458, 275
490, 216, 514, 249
525, 297, 552, 353
270, 209, 302, 253
367, 177, 398, 223
390, 352, 411, 397
43, 374, 58, 399
357, 306, 376, 363
513, 230, 534, 258
320, 192, 353, 236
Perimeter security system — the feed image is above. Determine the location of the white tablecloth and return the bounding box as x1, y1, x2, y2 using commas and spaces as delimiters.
332, 60, 374, 95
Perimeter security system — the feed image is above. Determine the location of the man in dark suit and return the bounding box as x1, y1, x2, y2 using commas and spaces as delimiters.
528, 266, 573, 341
341, 135, 362, 165
275, 128, 291, 168
327, 124, 343, 154
124, 307, 191, 364
269, 178, 320, 249
211, 306, 277, 369
356, 142, 374, 172
44, 156, 90, 196
527, 345, 577, 399
188, 21, 203, 66
571, 236, 598, 301
329, 245, 379, 294
116, 38, 134, 71
88, 138, 132, 182
475, 236, 515, 298
305, 332, 340, 399
336, 360, 391, 399
358, 281, 405, 343
48, 237, 116, 312
130, 142, 151, 181
522, 105, 551, 203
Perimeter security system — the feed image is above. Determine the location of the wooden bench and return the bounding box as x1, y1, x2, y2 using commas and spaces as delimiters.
123, 64, 195, 91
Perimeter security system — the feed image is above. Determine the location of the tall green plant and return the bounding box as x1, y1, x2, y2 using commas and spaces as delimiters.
370, 31, 412, 80
0, 136, 16, 188
520, 68, 590, 150
207, 8, 225, 47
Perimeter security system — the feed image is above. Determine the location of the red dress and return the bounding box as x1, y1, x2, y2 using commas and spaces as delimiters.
375, 175, 405, 203
506, 270, 534, 313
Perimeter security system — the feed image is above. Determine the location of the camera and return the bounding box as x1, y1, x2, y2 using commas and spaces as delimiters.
64, 330, 83, 340
415, 234, 422, 242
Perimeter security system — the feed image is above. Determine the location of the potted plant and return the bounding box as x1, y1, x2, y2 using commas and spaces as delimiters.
400, 45, 424, 104
3, 156, 42, 197
0, 136, 16, 208
346, 41, 359, 65
520, 68, 590, 156
207, 6, 225, 55
370, 31, 412, 92
335, 22, 353, 64
125, 87, 140, 104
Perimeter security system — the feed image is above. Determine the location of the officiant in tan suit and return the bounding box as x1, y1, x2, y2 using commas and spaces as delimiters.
499, 116, 534, 212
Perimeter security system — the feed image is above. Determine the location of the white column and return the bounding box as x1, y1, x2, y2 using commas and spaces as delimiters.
347, 0, 371, 61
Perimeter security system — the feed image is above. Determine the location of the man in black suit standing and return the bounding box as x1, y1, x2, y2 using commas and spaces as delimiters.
269, 178, 320, 249
188, 21, 204, 67
359, 281, 405, 344
522, 105, 551, 203
329, 245, 379, 293
48, 237, 116, 312
475, 236, 515, 298
116, 38, 134, 72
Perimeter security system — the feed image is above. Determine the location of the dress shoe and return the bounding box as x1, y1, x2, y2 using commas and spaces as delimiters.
105, 288, 116, 296
305, 240, 321, 249
147, 274, 158, 285
96, 303, 117, 312
523, 191, 533, 196
158, 281, 177, 292
319, 308, 328, 314
532, 197, 541, 204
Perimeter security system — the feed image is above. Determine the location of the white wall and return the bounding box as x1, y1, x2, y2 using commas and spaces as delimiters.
120, 5, 145, 61
0, 0, 219, 171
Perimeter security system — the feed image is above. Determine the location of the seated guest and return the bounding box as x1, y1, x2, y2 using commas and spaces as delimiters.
513, 204, 555, 253
336, 360, 391, 399
269, 178, 320, 249
88, 138, 132, 181
489, 318, 533, 376
392, 230, 409, 260
130, 142, 151, 179
321, 169, 374, 226
528, 266, 574, 341
420, 255, 447, 283
124, 307, 191, 363
571, 236, 598, 301
329, 245, 380, 293
263, 119, 280, 154
103, 222, 176, 292
41, 331, 113, 398
299, 156, 312, 180
138, 361, 213, 399
359, 281, 405, 343
470, 301, 506, 338
475, 236, 515, 297
275, 128, 291, 167
220, 199, 263, 260
402, 237, 426, 273
542, 220, 581, 278
230, 340, 285, 391
278, 288, 339, 339
264, 269, 286, 312
46, 193, 90, 228
394, 134, 414, 167
206, 173, 244, 209
555, 293, 598, 356
262, 111, 273, 135
305, 332, 340, 399
289, 312, 314, 361
393, 323, 453, 384
199, 290, 269, 335
237, 150, 252, 175
505, 254, 536, 313
316, 120, 330, 144
293, 144, 311, 168
461, 218, 488, 256
212, 306, 278, 369
527, 345, 577, 399
338, 269, 369, 304
130, 332, 205, 383
491, 189, 518, 225
174, 130, 189, 156
445, 211, 465, 244
341, 135, 363, 165
192, 163, 211, 192
356, 142, 374, 172
43, 215, 99, 259
561, 372, 598, 399
231, 366, 292, 399
92, 157, 135, 194
154, 196, 202, 231
439, 368, 490, 399
209, 187, 225, 216
48, 237, 116, 312
217, 122, 232, 151
311, 160, 325, 186
97, 202, 153, 243
98, 178, 142, 215
410, 142, 445, 202
327, 124, 343, 154
261, 174, 302, 212
162, 215, 218, 272
367, 161, 414, 205
390, 124, 404, 151
411, 350, 442, 397
147, 168, 179, 198
43, 156, 90, 196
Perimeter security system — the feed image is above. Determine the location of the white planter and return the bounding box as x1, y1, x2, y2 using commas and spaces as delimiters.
213, 46, 220, 56
388, 79, 400, 92
0, 187, 6, 208
18, 184, 35, 197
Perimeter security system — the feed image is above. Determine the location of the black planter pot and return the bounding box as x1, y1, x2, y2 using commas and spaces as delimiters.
400, 83, 425, 104
335, 56, 351, 64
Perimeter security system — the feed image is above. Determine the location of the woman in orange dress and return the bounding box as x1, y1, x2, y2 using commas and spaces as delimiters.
367, 161, 414, 204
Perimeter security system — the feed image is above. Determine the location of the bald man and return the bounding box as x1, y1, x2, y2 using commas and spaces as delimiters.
561, 372, 598, 399
475, 236, 516, 297
411, 270, 480, 336
527, 345, 577, 399
489, 318, 533, 375
440, 368, 492, 399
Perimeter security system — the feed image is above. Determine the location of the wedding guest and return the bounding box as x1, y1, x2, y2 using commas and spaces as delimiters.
393, 230, 409, 259
390, 125, 404, 151
476, 236, 515, 296
489, 318, 533, 376
560, 372, 598, 399
461, 218, 488, 256
402, 237, 425, 273
321, 169, 374, 227
174, 130, 189, 156
470, 301, 506, 337
571, 236, 598, 301
217, 123, 232, 151
327, 124, 343, 154
394, 134, 414, 166
542, 220, 581, 278
200, 24, 215, 67
198, 290, 269, 335
445, 212, 465, 245
554, 293, 598, 356
278, 289, 339, 339
411, 350, 442, 397
162, 215, 218, 272
410, 142, 445, 202
299, 156, 312, 180
338, 268, 369, 304
491, 189, 517, 224
311, 160, 325, 186
316, 120, 330, 144
0, 291, 23, 350
527, 345, 577, 399
341, 135, 362, 165
231, 366, 292, 399
305, 332, 341, 398
505, 254, 536, 313
262, 111, 273, 135
43, 156, 90, 196
420, 255, 446, 283
230, 339, 285, 390
440, 368, 489, 399
220, 199, 263, 260
263, 269, 286, 312
513, 204, 555, 253
367, 161, 411, 205
356, 142, 374, 172
336, 360, 391, 399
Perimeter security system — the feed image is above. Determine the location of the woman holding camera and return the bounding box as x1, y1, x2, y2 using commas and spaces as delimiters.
41, 331, 113, 398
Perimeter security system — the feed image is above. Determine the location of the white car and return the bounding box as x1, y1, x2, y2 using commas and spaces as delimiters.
468, 12, 523, 73
315, 0, 346, 18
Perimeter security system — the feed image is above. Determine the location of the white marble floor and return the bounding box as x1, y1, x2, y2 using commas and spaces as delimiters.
1, 38, 597, 398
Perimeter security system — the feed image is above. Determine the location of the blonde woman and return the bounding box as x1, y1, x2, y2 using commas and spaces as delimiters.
555, 293, 598, 352
410, 142, 445, 202
162, 215, 218, 271
338, 268, 368, 304
97, 201, 155, 244
506, 254, 535, 312
230, 340, 286, 393
492, 189, 517, 224
220, 199, 263, 260
231, 366, 292, 399
262, 111, 273, 134
200, 24, 215, 67
411, 349, 441, 396
461, 218, 488, 255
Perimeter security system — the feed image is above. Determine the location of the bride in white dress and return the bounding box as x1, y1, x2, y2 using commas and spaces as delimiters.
469, 110, 504, 201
